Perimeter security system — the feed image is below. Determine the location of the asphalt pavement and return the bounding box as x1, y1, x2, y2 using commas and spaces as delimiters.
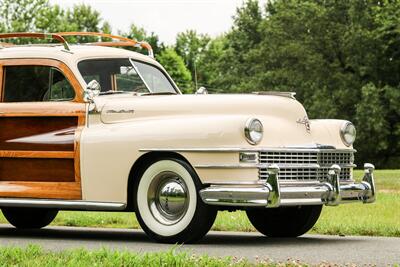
0, 225, 398, 265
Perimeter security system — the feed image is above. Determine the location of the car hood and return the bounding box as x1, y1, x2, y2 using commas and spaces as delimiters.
96, 93, 308, 123
90, 93, 346, 148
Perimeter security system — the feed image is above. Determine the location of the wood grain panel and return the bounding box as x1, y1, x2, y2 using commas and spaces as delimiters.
0, 63, 3, 101
0, 150, 74, 158
0, 116, 77, 151
0, 102, 86, 117
74, 115, 86, 183
0, 158, 75, 182
0, 181, 81, 199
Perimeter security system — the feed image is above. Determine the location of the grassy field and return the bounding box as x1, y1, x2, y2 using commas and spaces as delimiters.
0, 170, 398, 237
0, 245, 306, 267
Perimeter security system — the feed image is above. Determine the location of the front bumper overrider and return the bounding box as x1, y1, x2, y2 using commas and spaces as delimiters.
199, 163, 376, 207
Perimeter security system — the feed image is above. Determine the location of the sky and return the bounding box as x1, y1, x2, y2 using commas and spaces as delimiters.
49, 0, 267, 44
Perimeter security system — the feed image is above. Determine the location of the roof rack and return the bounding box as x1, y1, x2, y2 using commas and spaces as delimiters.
0, 32, 154, 58
56, 32, 154, 58
0, 32, 70, 51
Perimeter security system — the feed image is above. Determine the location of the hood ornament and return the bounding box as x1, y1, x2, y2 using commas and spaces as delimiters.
297, 116, 311, 132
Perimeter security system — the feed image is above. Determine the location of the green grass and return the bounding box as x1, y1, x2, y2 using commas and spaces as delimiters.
0, 245, 305, 267
0, 170, 398, 237
355, 169, 400, 191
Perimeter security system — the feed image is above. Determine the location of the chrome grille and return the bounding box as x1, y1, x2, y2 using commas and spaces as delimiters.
259, 151, 318, 164
320, 152, 352, 165
259, 150, 354, 181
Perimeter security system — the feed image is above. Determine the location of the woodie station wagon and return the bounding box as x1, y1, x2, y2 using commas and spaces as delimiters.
0, 32, 376, 243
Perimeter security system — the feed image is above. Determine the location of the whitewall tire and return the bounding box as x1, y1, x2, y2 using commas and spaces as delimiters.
133, 158, 217, 243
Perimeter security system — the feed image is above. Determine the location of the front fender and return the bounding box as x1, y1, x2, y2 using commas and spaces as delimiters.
310, 119, 352, 149
80, 114, 251, 203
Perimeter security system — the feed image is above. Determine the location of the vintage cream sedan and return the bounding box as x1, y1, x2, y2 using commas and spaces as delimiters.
0, 32, 376, 243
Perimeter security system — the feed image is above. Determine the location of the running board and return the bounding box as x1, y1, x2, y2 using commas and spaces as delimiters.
0, 198, 126, 211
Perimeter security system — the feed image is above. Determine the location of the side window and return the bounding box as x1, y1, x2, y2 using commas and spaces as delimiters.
2, 65, 75, 102
116, 65, 148, 93
133, 61, 176, 93
78, 59, 147, 93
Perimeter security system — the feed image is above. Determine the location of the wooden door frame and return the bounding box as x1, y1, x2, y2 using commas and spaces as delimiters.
0, 58, 86, 200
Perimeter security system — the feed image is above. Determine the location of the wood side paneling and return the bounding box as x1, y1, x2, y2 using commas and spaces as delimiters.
0, 181, 81, 199
0, 102, 85, 117
74, 115, 86, 183
0, 59, 86, 200
0, 158, 75, 182
0, 116, 77, 151
0, 63, 3, 101
0, 151, 74, 158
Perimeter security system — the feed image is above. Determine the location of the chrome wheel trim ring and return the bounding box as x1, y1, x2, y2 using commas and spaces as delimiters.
147, 171, 189, 226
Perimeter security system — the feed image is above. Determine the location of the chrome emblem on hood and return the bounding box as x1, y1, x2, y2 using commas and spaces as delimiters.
297, 116, 311, 132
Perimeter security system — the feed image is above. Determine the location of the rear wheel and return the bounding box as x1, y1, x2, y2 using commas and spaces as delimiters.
246, 205, 322, 237
133, 158, 217, 243
2, 208, 58, 229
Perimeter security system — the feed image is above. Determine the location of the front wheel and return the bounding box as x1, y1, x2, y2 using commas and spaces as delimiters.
246, 205, 322, 237
133, 158, 217, 243
2, 208, 58, 229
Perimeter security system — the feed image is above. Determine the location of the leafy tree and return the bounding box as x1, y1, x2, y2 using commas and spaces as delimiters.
0, 0, 108, 43
0, 0, 48, 32
195, 36, 226, 92
355, 83, 389, 166
122, 24, 165, 57
175, 30, 210, 87
213, 0, 264, 92
101, 21, 112, 34
157, 48, 192, 93
66, 4, 101, 32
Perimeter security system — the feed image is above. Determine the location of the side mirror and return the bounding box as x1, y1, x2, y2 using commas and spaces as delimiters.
195, 86, 208, 95
83, 80, 101, 102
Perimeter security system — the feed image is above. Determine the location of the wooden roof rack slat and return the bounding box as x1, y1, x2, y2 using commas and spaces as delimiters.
0, 32, 154, 58
0, 33, 70, 51
55, 32, 154, 58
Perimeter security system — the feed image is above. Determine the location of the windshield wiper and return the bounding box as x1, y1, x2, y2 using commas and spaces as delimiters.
99, 90, 130, 95
141, 92, 177, 96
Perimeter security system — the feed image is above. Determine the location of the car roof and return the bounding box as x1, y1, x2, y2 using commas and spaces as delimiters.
0, 45, 158, 66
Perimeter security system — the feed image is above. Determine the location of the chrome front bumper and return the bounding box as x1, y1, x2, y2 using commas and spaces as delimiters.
199, 163, 376, 207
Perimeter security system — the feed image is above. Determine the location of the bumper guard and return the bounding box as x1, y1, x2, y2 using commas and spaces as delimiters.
199, 163, 376, 207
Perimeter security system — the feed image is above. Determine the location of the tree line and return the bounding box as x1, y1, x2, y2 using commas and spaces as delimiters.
1, 0, 399, 168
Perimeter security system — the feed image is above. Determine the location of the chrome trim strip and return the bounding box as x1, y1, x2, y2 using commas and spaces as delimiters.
252, 91, 296, 99
140, 147, 357, 153
194, 163, 269, 169
194, 163, 355, 169
0, 199, 126, 211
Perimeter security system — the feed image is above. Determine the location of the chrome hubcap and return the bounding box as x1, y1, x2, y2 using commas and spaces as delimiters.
148, 171, 189, 225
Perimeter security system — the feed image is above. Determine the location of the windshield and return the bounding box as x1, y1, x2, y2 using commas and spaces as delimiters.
78, 58, 178, 95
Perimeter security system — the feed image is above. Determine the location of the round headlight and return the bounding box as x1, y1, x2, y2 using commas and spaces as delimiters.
340, 122, 356, 146
245, 118, 263, 145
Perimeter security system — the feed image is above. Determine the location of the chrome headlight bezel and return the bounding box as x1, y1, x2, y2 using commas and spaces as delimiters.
245, 118, 263, 145
340, 121, 356, 147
